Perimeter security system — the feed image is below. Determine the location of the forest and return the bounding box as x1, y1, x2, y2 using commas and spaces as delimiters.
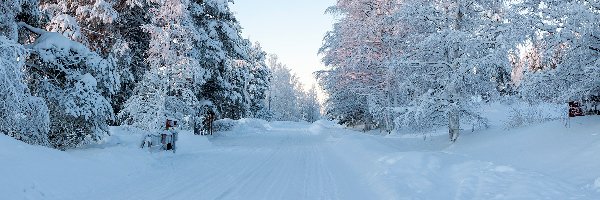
1, 0, 599, 149
0, 0, 320, 150
318, 0, 599, 140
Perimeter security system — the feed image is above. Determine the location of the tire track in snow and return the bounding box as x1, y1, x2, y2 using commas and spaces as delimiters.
212, 134, 294, 199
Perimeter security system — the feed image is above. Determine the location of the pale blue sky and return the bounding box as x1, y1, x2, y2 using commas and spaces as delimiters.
231, 0, 336, 90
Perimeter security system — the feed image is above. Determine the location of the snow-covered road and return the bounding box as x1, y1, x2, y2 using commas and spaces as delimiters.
2, 118, 600, 199
87, 122, 383, 200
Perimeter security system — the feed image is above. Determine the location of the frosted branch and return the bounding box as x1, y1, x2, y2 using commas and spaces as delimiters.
18, 22, 46, 35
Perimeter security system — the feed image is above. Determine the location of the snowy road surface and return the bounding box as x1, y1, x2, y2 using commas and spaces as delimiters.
84, 122, 387, 200
2, 118, 600, 199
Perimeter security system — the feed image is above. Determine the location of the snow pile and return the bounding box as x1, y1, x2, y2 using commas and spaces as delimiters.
89, 126, 150, 148
213, 118, 237, 132
0, 132, 155, 200
236, 118, 272, 132
216, 118, 272, 135
308, 120, 342, 135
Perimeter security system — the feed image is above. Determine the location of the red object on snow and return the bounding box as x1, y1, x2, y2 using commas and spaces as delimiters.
569, 101, 584, 117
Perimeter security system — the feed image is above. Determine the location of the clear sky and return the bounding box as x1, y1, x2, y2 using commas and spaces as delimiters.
230, 0, 336, 91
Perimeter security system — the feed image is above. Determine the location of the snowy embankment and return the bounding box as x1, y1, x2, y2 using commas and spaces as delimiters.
1, 106, 600, 199
365, 115, 600, 199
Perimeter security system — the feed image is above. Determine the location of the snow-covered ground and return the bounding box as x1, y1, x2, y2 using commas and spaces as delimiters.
2, 107, 600, 199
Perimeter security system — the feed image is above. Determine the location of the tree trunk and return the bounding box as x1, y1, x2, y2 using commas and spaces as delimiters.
448, 105, 460, 142
448, 0, 462, 142
363, 112, 372, 132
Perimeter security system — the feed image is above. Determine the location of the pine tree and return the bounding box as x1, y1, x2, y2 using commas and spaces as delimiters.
247, 42, 272, 119
195, 0, 252, 120
120, 0, 202, 130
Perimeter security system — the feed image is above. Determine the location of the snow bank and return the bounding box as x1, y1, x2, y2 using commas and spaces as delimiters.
90, 126, 149, 148
594, 178, 600, 192
0, 125, 218, 199
372, 152, 583, 199
86, 126, 213, 154
446, 115, 600, 198
308, 120, 343, 135
236, 118, 272, 131
501, 102, 565, 129
216, 118, 272, 135
213, 118, 237, 132
0, 132, 155, 200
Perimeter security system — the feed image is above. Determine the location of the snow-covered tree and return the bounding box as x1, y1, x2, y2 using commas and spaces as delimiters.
299, 86, 321, 123
2, 0, 32, 40
1, 0, 272, 147
519, 0, 600, 103
38, 0, 119, 54
267, 54, 304, 121
319, 0, 533, 139
389, 0, 527, 140
195, 0, 253, 120
246, 42, 272, 119
118, 69, 168, 131
119, 0, 203, 130
319, 0, 403, 130
37, 0, 135, 118
107, 1, 150, 115
21, 23, 113, 149
0, 36, 50, 146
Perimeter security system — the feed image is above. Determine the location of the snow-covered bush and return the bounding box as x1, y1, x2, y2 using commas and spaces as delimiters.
0, 36, 50, 146
213, 118, 237, 132
503, 103, 564, 129
213, 118, 272, 133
